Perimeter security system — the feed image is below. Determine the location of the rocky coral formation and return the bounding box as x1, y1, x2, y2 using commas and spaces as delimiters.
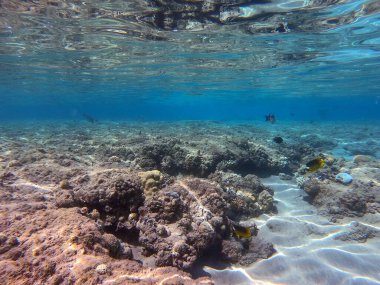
333, 221, 380, 243
0, 122, 315, 180
299, 157, 380, 221
137, 179, 223, 269
54, 170, 275, 271
55, 169, 144, 233
221, 236, 275, 266
0, 164, 276, 284
137, 177, 275, 268
209, 171, 276, 219
0, 202, 212, 285
133, 136, 290, 177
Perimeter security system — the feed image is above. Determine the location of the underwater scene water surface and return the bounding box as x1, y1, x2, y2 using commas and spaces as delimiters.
1, 1, 380, 285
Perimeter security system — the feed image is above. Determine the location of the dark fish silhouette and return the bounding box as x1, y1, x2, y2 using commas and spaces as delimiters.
82, 113, 97, 124
265, 114, 276, 123
273, 136, 283, 144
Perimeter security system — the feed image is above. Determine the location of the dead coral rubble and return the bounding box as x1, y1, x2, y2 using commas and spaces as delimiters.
210, 171, 276, 219
0, 123, 285, 284
132, 137, 289, 177
56, 169, 144, 233
55, 169, 275, 271
0, 204, 212, 285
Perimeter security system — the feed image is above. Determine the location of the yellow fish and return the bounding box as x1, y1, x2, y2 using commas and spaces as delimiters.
306, 158, 325, 172
232, 223, 252, 239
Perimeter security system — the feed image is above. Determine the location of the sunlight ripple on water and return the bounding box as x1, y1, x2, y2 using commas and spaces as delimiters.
0, 0, 379, 100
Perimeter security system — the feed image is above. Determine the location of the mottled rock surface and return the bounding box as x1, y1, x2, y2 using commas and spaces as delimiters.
0, 159, 275, 284
0, 193, 213, 285
299, 158, 380, 220
209, 171, 276, 219
333, 221, 380, 243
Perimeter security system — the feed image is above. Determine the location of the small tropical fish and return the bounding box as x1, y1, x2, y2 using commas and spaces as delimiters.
231, 223, 252, 239
306, 158, 325, 172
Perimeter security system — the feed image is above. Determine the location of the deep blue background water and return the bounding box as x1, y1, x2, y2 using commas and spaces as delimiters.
1, 90, 379, 122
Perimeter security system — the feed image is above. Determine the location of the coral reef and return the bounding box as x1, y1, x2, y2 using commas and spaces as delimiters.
3, 121, 379, 284
221, 236, 275, 266
132, 136, 290, 177
0, 203, 212, 285
26, 166, 275, 277
209, 171, 276, 219
55, 169, 144, 233
299, 157, 380, 220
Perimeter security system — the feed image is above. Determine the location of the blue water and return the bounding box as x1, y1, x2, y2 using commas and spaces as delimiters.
0, 93, 379, 121
1, 0, 380, 122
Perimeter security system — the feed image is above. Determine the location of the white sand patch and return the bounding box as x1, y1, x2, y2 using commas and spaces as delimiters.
13, 179, 53, 193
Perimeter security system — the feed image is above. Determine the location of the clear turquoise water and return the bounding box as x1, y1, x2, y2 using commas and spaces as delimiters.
0, 0, 380, 121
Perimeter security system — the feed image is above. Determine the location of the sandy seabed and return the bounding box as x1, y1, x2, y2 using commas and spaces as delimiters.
1, 120, 379, 285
